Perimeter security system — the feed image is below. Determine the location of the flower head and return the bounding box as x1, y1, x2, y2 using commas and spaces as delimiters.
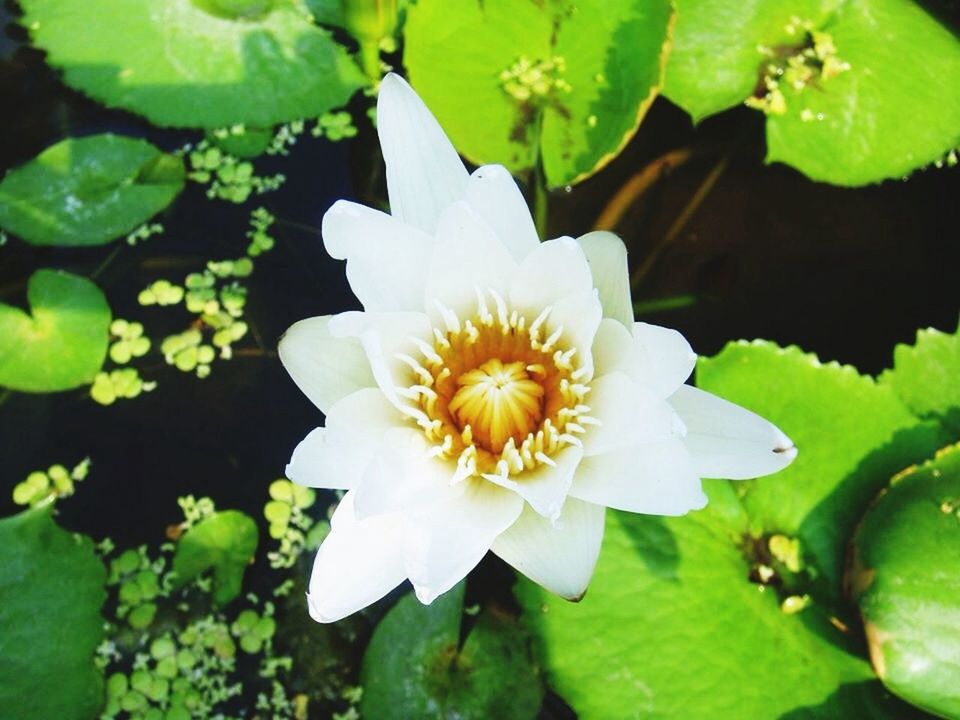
280, 73, 796, 622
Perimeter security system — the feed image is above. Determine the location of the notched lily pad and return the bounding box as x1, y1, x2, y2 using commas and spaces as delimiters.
0, 134, 184, 247
171, 510, 259, 605
0, 269, 111, 392
850, 443, 960, 718
21, 0, 367, 128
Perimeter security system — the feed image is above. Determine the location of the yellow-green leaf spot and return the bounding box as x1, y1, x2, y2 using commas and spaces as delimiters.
500, 55, 572, 105
768, 534, 804, 573
781, 594, 812, 615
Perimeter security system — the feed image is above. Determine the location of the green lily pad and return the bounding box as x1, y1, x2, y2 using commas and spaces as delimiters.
361, 582, 543, 719
0, 507, 106, 719
765, 0, 960, 186
403, 0, 672, 188
516, 339, 948, 718
663, 0, 842, 122
20, 0, 367, 128
0, 134, 184, 247
0, 269, 111, 392
172, 510, 258, 605
881, 322, 960, 436
850, 443, 960, 718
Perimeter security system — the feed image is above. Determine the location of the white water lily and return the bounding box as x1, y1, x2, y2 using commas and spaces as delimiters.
280, 73, 796, 623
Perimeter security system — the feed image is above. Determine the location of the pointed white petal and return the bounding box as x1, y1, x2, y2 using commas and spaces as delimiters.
482, 444, 583, 521
279, 315, 376, 414
286, 388, 404, 489
322, 200, 434, 312
307, 492, 406, 623
377, 73, 469, 234
584, 371, 685, 457
591, 318, 635, 378
328, 310, 432, 410
669, 385, 797, 479
546, 289, 603, 378
569, 437, 707, 515
491, 498, 605, 601
425, 201, 518, 322
509, 236, 594, 320
463, 164, 539, 261
577, 231, 633, 327
402, 478, 523, 604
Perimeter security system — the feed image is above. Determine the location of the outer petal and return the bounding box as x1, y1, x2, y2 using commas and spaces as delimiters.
286, 388, 404, 489
491, 498, 605, 601
569, 437, 707, 515
322, 200, 434, 312
463, 165, 539, 261
307, 491, 406, 623
584, 371, 685, 457
577, 230, 633, 327
279, 315, 376, 414
378, 73, 469, 234
425, 201, 518, 322
402, 478, 523, 604
591, 319, 697, 399
482, 445, 584, 521
549, 289, 603, 378
669, 384, 797, 479
509, 236, 594, 319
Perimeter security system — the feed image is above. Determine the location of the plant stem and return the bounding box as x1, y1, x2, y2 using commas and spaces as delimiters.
90, 244, 124, 281
359, 39, 382, 84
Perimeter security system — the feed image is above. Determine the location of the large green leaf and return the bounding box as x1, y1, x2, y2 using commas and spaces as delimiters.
0, 269, 111, 392
663, 0, 842, 122
765, 0, 960, 186
403, 0, 671, 188
21, 0, 366, 128
0, 508, 106, 719
0, 134, 184, 247
171, 510, 259, 605
517, 340, 948, 718
850, 443, 960, 718
881, 323, 960, 437
361, 582, 543, 719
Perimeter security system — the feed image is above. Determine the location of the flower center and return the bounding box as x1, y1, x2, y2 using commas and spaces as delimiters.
396, 291, 596, 481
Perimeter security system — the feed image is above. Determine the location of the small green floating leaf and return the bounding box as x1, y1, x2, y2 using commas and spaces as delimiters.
0, 269, 111, 392
20, 0, 367, 128
403, 0, 672, 188
171, 509, 258, 605
850, 443, 960, 718
0, 507, 106, 720
361, 582, 543, 719
0, 134, 185, 247
765, 0, 960, 185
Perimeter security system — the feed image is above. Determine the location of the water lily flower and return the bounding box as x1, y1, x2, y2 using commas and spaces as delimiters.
280, 73, 797, 623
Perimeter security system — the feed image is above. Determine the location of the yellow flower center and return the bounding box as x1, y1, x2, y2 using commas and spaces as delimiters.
396, 292, 596, 480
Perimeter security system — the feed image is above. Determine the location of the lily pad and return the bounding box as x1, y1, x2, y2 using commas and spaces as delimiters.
765, 0, 960, 185
403, 0, 672, 188
881, 322, 960, 436
171, 510, 259, 605
0, 269, 111, 392
0, 507, 107, 720
0, 134, 184, 247
20, 0, 367, 128
517, 339, 948, 718
361, 582, 543, 719
850, 443, 960, 718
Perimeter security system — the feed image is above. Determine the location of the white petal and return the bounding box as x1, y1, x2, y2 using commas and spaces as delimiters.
669, 385, 797, 479
491, 498, 605, 601
584, 371, 685, 457
509, 236, 594, 320
546, 289, 603, 378
322, 200, 434, 312
402, 478, 523, 604
591, 319, 697, 399
425, 201, 518, 322
463, 164, 539, 261
592, 318, 635, 378
377, 73, 469, 234
279, 315, 376, 414
577, 231, 633, 327
328, 310, 432, 410
482, 445, 583, 521
568, 437, 707, 515
307, 491, 406, 623
286, 388, 403, 489
353, 428, 455, 519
